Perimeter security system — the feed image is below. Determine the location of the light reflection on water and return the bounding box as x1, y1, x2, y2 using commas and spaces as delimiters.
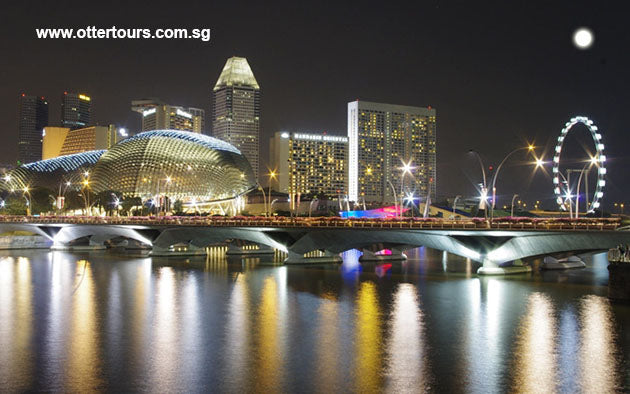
0, 249, 627, 392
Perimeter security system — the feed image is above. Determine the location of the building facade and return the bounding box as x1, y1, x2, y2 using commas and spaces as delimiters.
18, 94, 49, 164
348, 100, 436, 203
42, 125, 122, 159
132, 98, 205, 133
212, 57, 261, 179
270, 131, 348, 199
62, 92, 92, 130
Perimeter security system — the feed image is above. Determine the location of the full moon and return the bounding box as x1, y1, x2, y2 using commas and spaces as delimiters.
573, 28, 594, 49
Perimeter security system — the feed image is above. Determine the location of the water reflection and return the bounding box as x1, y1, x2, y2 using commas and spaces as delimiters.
355, 281, 382, 392
0, 248, 626, 393
225, 274, 251, 391
316, 296, 340, 393
0, 257, 33, 391
511, 292, 557, 393
385, 283, 429, 392
579, 295, 619, 393
255, 276, 284, 392
151, 267, 178, 392
67, 260, 103, 391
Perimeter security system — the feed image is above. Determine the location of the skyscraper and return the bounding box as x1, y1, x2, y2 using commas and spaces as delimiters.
17, 94, 49, 164
62, 92, 92, 130
348, 100, 436, 204
212, 57, 261, 179
270, 131, 348, 199
131, 98, 205, 133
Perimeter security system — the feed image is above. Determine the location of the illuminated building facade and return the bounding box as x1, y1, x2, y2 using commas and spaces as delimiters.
270, 131, 347, 198
18, 94, 49, 164
90, 130, 255, 204
348, 100, 436, 203
42, 125, 123, 160
132, 98, 205, 133
4, 130, 255, 211
4, 150, 105, 191
212, 57, 261, 179
62, 92, 92, 130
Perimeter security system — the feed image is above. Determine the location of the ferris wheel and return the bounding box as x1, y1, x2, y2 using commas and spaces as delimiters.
553, 116, 606, 213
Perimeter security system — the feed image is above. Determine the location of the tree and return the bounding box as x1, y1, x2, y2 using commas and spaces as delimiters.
173, 199, 184, 215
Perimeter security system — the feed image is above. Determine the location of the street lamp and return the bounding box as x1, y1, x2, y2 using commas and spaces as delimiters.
23, 187, 31, 216
267, 169, 277, 215
468, 150, 488, 218
511, 194, 519, 217
490, 145, 535, 220
257, 183, 268, 217
386, 180, 399, 217
452, 195, 461, 218
398, 159, 415, 218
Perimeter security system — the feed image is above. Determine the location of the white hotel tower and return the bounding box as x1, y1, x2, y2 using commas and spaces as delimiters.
348, 100, 436, 204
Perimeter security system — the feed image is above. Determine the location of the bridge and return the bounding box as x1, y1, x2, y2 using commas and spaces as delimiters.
0, 216, 627, 275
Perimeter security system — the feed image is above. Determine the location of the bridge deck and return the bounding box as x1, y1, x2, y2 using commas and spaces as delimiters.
0, 215, 620, 231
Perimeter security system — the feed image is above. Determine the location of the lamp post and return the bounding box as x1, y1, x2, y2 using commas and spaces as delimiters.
257, 183, 268, 217
398, 159, 415, 219
468, 150, 488, 218
490, 145, 535, 220
510, 194, 519, 217
22, 187, 31, 216
386, 180, 399, 217
574, 156, 599, 219
267, 170, 277, 216
452, 195, 461, 218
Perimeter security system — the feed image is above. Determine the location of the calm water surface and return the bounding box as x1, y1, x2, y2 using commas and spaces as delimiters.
0, 248, 629, 393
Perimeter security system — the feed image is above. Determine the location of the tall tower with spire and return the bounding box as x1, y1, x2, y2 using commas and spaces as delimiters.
212, 57, 261, 179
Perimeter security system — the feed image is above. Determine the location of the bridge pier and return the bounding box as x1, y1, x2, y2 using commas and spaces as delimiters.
359, 249, 407, 262
477, 259, 532, 275
284, 250, 342, 264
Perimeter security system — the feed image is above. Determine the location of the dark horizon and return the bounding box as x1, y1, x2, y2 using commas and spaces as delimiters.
1, 0, 628, 209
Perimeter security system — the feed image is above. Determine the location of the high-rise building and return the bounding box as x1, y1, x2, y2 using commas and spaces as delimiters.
62, 92, 92, 130
347, 100, 436, 203
17, 94, 49, 164
131, 98, 205, 133
270, 131, 348, 199
212, 57, 261, 179
42, 125, 123, 159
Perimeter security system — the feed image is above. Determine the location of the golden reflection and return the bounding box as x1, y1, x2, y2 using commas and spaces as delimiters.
0, 257, 33, 390
579, 295, 619, 393
316, 298, 339, 393
152, 267, 178, 391
511, 292, 557, 393
225, 274, 251, 391
385, 283, 428, 392
67, 259, 103, 391
255, 277, 283, 392
355, 281, 382, 392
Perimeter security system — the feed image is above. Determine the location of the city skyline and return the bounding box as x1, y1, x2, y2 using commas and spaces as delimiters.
1, 1, 628, 208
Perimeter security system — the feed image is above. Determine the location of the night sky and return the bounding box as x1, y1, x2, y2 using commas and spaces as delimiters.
1, 1, 628, 209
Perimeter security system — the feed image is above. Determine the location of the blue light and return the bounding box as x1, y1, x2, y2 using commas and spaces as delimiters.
22, 150, 105, 173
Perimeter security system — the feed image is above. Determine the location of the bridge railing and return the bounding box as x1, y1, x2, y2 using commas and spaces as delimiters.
0, 215, 620, 231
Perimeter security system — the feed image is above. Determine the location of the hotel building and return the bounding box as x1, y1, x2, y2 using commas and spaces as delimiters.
131, 98, 205, 133
347, 100, 436, 203
270, 131, 348, 199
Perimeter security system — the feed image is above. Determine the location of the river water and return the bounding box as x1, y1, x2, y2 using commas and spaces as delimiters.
0, 248, 628, 393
